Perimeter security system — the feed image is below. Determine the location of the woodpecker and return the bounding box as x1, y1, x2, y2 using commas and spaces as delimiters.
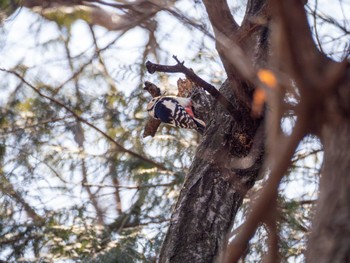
147, 96, 206, 134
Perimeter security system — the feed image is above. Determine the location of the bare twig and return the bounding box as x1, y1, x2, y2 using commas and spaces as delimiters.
0, 116, 73, 134
82, 182, 175, 189
81, 158, 105, 225
0, 171, 43, 222
146, 56, 242, 121
0, 68, 167, 171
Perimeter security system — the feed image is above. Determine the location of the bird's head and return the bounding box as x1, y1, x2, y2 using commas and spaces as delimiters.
147, 96, 161, 118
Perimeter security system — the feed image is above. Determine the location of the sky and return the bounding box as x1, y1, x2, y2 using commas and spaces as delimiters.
0, 0, 348, 261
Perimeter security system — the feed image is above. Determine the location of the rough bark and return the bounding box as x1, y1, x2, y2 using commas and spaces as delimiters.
157, 1, 272, 261
159, 80, 263, 263
268, 1, 350, 261
158, 1, 271, 261
306, 68, 350, 263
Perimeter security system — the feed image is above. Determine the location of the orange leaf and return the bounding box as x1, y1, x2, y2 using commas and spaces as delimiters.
252, 88, 266, 117
257, 69, 277, 88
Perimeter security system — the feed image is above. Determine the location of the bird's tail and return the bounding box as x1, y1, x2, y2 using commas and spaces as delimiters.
193, 117, 206, 135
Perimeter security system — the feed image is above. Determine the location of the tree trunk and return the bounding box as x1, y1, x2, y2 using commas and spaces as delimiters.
158, 79, 264, 263
307, 72, 350, 262
158, 1, 271, 261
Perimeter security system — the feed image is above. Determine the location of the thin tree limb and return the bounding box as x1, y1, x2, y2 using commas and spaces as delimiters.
146, 57, 242, 122
0, 116, 73, 134
0, 171, 43, 222
22, 0, 164, 32
202, 0, 259, 82
0, 68, 167, 171
271, 0, 331, 92
262, 199, 279, 263
81, 158, 105, 225
82, 182, 175, 189
224, 117, 307, 262
202, 0, 239, 36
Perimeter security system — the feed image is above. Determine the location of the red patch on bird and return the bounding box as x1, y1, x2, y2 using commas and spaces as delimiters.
185, 106, 195, 117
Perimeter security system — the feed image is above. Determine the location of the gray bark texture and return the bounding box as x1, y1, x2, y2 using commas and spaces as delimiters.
306, 67, 350, 263
158, 1, 270, 258
158, 79, 264, 263
159, 0, 350, 262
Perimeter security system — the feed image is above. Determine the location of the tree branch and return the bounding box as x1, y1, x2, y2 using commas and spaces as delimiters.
202, 0, 258, 82
146, 57, 242, 122
0, 68, 167, 171
202, 0, 239, 36
22, 0, 164, 32
81, 158, 105, 225
0, 172, 43, 222
271, 0, 331, 92
244, 0, 269, 18
224, 117, 307, 262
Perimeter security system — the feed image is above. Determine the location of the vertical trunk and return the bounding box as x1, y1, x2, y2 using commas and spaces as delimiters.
158, 2, 270, 261
307, 120, 350, 263
306, 63, 350, 262
158, 80, 264, 262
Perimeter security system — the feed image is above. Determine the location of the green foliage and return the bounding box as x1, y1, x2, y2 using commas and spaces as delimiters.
41, 7, 92, 28
0, 0, 20, 19
0, 2, 204, 261
0, 0, 346, 262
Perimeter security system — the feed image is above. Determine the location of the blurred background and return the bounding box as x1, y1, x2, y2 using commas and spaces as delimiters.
0, 0, 348, 262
